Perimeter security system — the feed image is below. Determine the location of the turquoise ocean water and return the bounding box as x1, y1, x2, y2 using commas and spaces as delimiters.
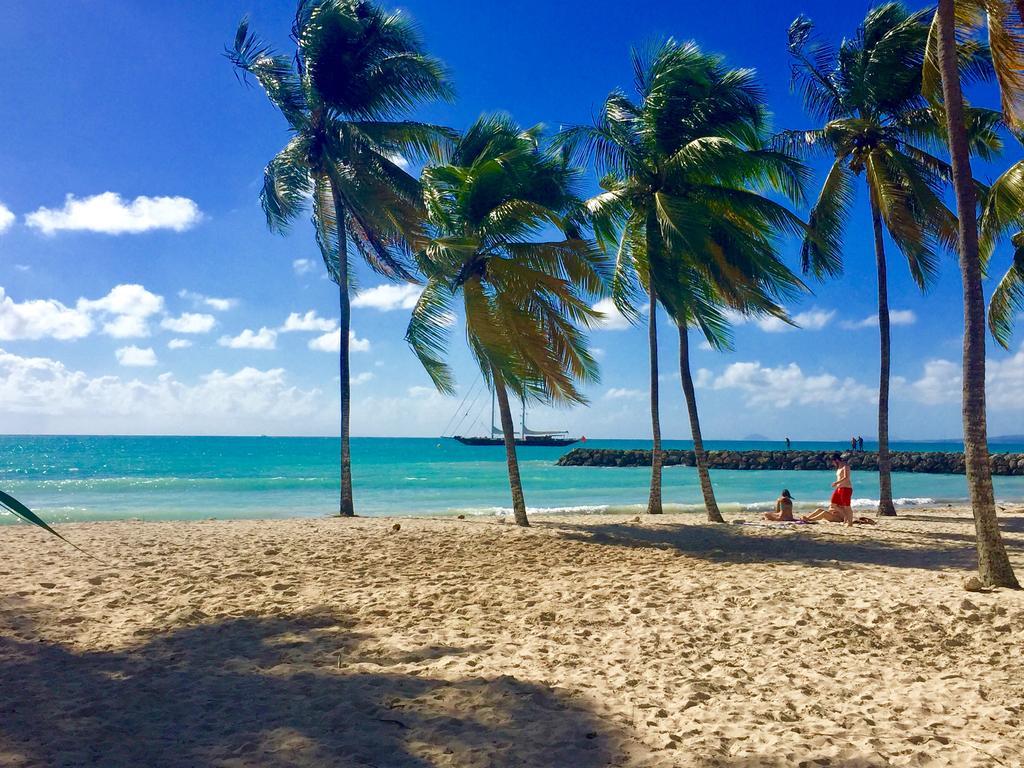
2, 436, 1024, 525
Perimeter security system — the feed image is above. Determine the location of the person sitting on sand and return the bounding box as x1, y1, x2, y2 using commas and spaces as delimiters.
764, 489, 795, 521
801, 506, 877, 524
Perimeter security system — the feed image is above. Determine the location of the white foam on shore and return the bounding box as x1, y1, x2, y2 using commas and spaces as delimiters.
453, 496, 946, 518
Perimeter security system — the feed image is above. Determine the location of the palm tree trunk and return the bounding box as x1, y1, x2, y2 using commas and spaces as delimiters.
330, 184, 355, 518
869, 187, 896, 517
647, 278, 664, 515
493, 369, 529, 527
936, 0, 1019, 588
678, 324, 723, 522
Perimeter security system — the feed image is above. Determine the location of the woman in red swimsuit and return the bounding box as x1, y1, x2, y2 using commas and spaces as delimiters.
829, 452, 854, 526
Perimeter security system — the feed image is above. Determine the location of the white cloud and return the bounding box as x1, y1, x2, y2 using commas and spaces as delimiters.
0, 203, 14, 233
25, 192, 201, 235
841, 310, 918, 330
905, 359, 960, 406
0, 348, 321, 433
347, 384, 451, 436
78, 284, 164, 319
115, 345, 157, 367
77, 284, 165, 338
901, 347, 1024, 410
592, 298, 647, 331
352, 283, 422, 311
308, 329, 371, 353
756, 308, 835, 333
989, 347, 1024, 409
703, 360, 875, 409
293, 259, 316, 276
218, 327, 277, 350
604, 387, 645, 400
177, 290, 237, 312
0, 288, 94, 341
724, 307, 835, 333
352, 371, 375, 385
280, 311, 338, 333
167, 338, 192, 349
161, 313, 216, 334
694, 368, 714, 387
103, 315, 151, 339
0, 283, 170, 341
698, 340, 714, 351
203, 298, 236, 312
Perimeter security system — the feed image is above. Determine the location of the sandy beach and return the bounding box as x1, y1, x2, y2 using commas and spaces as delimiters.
2, 507, 1023, 767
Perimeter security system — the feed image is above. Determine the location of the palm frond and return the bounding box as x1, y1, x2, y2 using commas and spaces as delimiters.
788, 15, 846, 120
802, 159, 854, 278
312, 173, 344, 285
406, 278, 457, 394
988, 234, 1024, 347
866, 153, 940, 290
227, 17, 307, 128
980, 159, 1024, 258
260, 137, 313, 233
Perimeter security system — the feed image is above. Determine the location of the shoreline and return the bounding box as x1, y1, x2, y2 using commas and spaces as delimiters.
3, 507, 1023, 766
4, 494, 1024, 527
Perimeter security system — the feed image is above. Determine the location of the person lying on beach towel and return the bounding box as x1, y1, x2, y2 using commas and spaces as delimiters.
763, 489, 795, 521
801, 506, 877, 525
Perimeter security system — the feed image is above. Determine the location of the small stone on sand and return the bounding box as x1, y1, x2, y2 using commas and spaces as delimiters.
963, 576, 984, 593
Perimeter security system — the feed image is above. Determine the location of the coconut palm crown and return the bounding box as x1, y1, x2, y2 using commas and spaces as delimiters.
228, 0, 454, 516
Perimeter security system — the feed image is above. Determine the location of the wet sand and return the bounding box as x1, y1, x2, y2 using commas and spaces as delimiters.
1, 506, 1023, 767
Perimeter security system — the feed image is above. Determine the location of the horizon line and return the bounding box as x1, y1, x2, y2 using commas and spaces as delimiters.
1, 433, 1016, 442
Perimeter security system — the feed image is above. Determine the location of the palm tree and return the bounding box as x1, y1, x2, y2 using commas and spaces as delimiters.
559, 40, 809, 521
228, 0, 452, 516
784, 3, 998, 517
406, 115, 605, 527
925, 0, 1021, 588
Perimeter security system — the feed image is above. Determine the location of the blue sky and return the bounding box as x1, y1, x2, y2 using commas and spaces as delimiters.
0, 0, 1022, 439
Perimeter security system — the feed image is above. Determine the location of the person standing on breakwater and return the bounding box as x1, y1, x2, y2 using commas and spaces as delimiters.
857, 436, 864, 452
785, 437, 791, 450
850, 436, 857, 452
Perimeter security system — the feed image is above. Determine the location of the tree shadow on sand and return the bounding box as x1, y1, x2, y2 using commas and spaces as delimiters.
0, 610, 622, 767
539, 520, 1024, 571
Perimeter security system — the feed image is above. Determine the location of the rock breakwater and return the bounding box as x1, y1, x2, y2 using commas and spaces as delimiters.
556, 448, 1024, 476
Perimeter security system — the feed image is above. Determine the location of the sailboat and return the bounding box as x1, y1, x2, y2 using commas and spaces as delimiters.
450, 389, 581, 447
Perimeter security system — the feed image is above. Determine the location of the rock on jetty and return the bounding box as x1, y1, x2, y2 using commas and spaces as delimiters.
556, 448, 1024, 476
